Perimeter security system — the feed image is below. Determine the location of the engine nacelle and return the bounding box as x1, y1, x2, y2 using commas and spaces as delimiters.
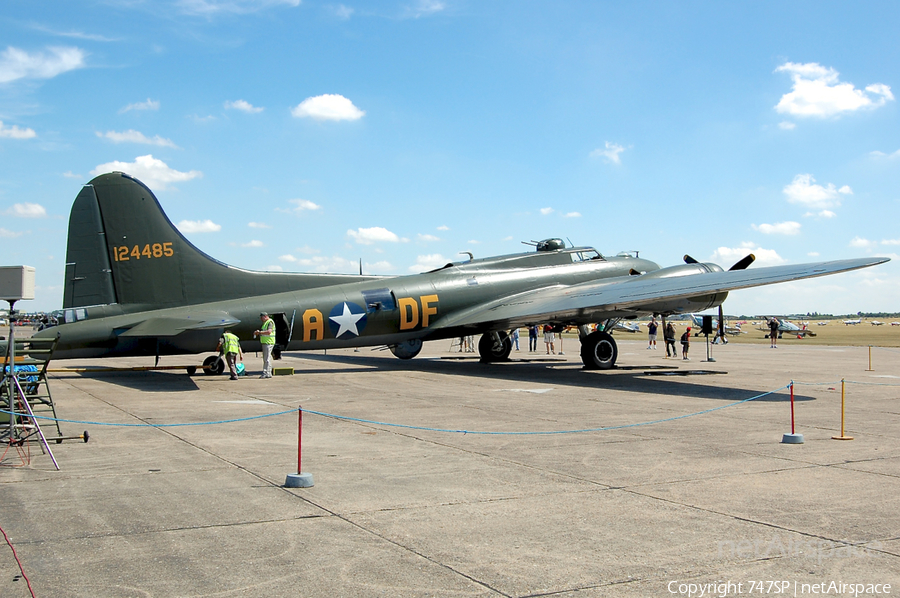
635, 262, 728, 314
636, 262, 724, 280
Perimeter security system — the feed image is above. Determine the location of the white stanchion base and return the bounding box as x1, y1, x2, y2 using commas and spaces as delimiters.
285, 472, 314, 487
781, 433, 804, 444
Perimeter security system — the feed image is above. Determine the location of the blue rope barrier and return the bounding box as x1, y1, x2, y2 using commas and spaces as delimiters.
0, 383, 790, 435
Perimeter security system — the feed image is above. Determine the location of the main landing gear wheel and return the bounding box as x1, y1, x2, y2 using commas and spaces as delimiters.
580, 331, 618, 370
390, 339, 423, 360
202, 355, 225, 376
478, 331, 512, 363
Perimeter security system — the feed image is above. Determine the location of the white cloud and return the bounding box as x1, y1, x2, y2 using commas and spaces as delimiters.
402, 0, 446, 18
241, 240, 263, 247
437, 225, 449, 231
0, 228, 24, 238
96, 130, 177, 148
539, 207, 554, 215
291, 94, 365, 121
778, 121, 796, 130
334, 4, 354, 18
177, 219, 221, 233
408, 254, 448, 273
775, 62, 894, 117
807, 251, 819, 257
0, 121, 36, 139
590, 141, 626, 164
119, 98, 160, 113
751, 221, 801, 235
288, 199, 321, 212
248, 222, 271, 229
880, 239, 900, 246
265, 265, 284, 271
0, 46, 86, 83
348, 226, 400, 244
177, 0, 301, 16
783, 173, 851, 209
564, 212, 582, 218
7, 203, 46, 218
809, 210, 836, 219
279, 254, 298, 262
417, 233, 440, 242
28, 25, 116, 42
849, 237, 875, 249
869, 149, 900, 159
712, 242, 785, 267
62, 171, 82, 179
90, 155, 201, 190
225, 99, 263, 113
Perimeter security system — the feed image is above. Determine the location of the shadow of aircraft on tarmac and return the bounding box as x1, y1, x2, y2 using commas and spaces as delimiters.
283, 351, 814, 403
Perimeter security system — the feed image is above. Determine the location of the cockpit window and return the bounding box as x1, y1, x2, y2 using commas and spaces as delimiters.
570, 250, 603, 262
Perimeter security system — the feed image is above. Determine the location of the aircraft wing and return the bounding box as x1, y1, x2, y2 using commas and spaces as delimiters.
432, 257, 888, 330
118, 313, 241, 337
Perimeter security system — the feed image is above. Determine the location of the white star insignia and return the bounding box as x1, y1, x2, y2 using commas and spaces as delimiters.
329, 302, 366, 338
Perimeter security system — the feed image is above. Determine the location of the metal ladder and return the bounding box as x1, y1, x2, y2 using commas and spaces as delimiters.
1, 337, 62, 450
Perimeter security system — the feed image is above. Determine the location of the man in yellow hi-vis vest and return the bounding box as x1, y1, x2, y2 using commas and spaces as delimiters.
254, 312, 276, 378
216, 330, 243, 380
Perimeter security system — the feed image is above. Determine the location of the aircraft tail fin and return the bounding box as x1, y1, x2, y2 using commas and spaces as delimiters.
63, 172, 379, 310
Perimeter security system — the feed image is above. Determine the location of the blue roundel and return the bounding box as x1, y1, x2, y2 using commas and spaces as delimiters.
328, 302, 368, 340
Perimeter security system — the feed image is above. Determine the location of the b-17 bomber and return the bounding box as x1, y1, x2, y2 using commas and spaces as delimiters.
31, 172, 889, 373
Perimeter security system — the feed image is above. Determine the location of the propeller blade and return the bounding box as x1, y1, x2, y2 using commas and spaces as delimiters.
729, 253, 756, 271
683, 254, 699, 264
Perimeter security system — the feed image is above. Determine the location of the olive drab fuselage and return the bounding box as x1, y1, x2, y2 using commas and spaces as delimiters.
43, 246, 675, 358
33, 172, 887, 364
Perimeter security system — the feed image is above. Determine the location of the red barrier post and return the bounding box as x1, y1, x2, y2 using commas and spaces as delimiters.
790, 382, 795, 435
285, 407, 314, 487
782, 381, 804, 444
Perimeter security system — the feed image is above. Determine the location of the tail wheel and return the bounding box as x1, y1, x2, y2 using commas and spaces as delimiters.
478, 331, 512, 363
202, 355, 225, 376
580, 331, 618, 370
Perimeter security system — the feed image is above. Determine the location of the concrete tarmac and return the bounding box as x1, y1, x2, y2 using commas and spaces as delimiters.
2, 338, 899, 597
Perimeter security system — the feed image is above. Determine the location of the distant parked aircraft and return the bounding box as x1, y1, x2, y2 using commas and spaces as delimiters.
757, 317, 816, 338
615, 321, 642, 333
871, 320, 885, 326
687, 313, 745, 337
843, 319, 862, 325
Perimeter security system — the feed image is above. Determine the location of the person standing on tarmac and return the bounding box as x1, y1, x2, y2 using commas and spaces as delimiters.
216, 330, 243, 380
769, 317, 779, 348
680, 327, 691, 360
254, 312, 276, 378
647, 317, 658, 349
665, 322, 678, 358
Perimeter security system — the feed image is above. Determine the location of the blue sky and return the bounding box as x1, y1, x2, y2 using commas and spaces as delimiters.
1, 0, 898, 316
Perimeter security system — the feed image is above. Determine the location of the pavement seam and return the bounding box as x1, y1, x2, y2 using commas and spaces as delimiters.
616, 486, 900, 560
